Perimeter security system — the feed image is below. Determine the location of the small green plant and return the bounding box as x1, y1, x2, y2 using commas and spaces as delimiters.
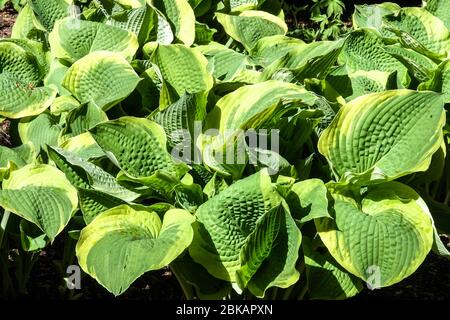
0, 0, 26, 11
283, 0, 348, 41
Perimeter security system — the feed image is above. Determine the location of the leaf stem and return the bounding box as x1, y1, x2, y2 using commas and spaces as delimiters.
170, 264, 195, 300
0, 210, 11, 248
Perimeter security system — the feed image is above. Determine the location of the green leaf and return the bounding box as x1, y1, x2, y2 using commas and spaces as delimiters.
0, 41, 56, 118
425, 0, 450, 30
78, 188, 127, 224
18, 112, 63, 152
20, 219, 48, 252
48, 146, 140, 202
150, 44, 213, 96
339, 29, 409, 86
318, 90, 445, 184
150, 0, 196, 46
287, 179, 330, 223
60, 103, 108, 142
44, 59, 71, 96
62, 51, 141, 111
58, 132, 105, 161
28, 0, 69, 31
0, 164, 78, 240
352, 3, 400, 31
250, 35, 305, 67
170, 252, 231, 300
76, 205, 195, 296
109, 4, 156, 45
196, 42, 251, 81
89, 117, 189, 180
228, 0, 265, 12
195, 22, 216, 45
385, 45, 436, 82
206, 80, 317, 134
49, 18, 139, 63
151, 93, 204, 150
11, 4, 45, 41
50, 96, 81, 115
216, 11, 288, 51
345, 70, 396, 101
0, 143, 36, 181
303, 237, 363, 300
419, 59, 450, 102
189, 170, 301, 297
316, 182, 434, 288
383, 7, 450, 59
262, 40, 343, 81
236, 204, 282, 289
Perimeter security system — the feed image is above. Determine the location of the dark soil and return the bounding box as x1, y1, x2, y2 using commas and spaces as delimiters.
0, 3, 16, 38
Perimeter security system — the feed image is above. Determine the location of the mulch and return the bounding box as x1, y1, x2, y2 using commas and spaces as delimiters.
0, 3, 16, 38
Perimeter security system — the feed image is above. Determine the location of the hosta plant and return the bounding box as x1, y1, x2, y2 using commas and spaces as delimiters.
0, 0, 449, 300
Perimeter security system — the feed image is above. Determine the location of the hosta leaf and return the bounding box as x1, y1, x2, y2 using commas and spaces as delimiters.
0, 75, 57, 119
385, 45, 436, 82
196, 42, 250, 81
62, 51, 141, 110
89, 117, 188, 180
195, 22, 216, 45
44, 59, 71, 96
151, 93, 203, 149
49, 18, 139, 63
0, 164, 78, 240
0, 143, 35, 181
60, 103, 108, 142
0, 39, 47, 83
250, 35, 305, 67
352, 3, 400, 31
109, 4, 155, 44
236, 204, 282, 289
76, 205, 195, 296
189, 170, 301, 297
18, 112, 63, 152
262, 40, 343, 81
318, 90, 445, 184
340, 29, 409, 86
419, 59, 450, 102
383, 7, 450, 59
28, 0, 70, 31
424, 0, 450, 30
216, 11, 288, 51
303, 238, 363, 300
50, 96, 81, 115
0, 41, 56, 118
287, 179, 330, 223
170, 252, 231, 300
150, 0, 196, 46
20, 220, 48, 252
48, 147, 139, 202
78, 188, 127, 224
154, 11, 174, 44
59, 132, 105, 160
206, 80, 317, 134
151, 44, 213, 96
346, 70, 396, 101
316, 182, 434, 288
228, 0, 265, 12
11, 4, 45, 41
